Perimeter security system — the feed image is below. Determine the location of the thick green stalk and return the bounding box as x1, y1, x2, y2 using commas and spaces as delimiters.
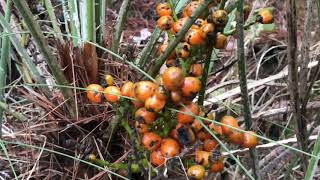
68, 0, 81, 46
97, 0, 106, 46
236, 0, 260, 179
148, 0, 214, 77
0, 0, 12, 137
44, 0, 63, 41
81, 0, 95, 42
112, 0, 130, 54
12, 0, 76, 118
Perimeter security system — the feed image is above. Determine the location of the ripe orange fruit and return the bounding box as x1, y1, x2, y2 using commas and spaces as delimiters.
181, 77, 201, 97
172, 17, 188, 34
183, 1, 200, 17
200, 23, 215, 38
210, 160, 224, 173
104, 86, 121, 103
228, 130, 244, 145
242, 131, 258, 148
158, 43, 176, 59
135, 122, 149, 134
165, 59, 180, 67
191, 120, 203, 132
157, 15, 174, 30
197, 131, 212, 141
220, 116, 239, 136
145, 95, 166, 112
135, 107, 157, 124
160, 138, 180, 157
185, 28, 205, 45
177, 42, 191, 59
187, 165, 205, 180
189, 64, 203, 77
209, 123, 223, 135
156, 2, 172, 17
162, 67, 185, 91
170, 91, 183, 105
104, 74, 114, 86
177, 103, 200, 124
150, 150, 165, 166
169, 123, 184, 140
142, 132, 162, 151
212, 10, 228, 26
176, 125, 196, 146
134, 81, 158, 102
131, 98, 144, 108
195, 150, 211, 166
257, 9, 273, 24
214, 33, 228, 49
121, 81, 135, 98
203, 139, 218, 151
155, 86, 168, 101
86, 84, 104, 103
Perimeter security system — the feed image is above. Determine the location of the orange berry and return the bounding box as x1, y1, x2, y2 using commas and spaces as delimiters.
181, 77, 201, 97
178, 42, 191, 59
210, 161, 224, 173
257, 9, 273, 24
86, 84, 104, 103
192, 18, 207, 29
166, 59, 180, 67
172, 17, 188, 34
203, 139, 218, 151
214, 33, 228, 49
220, 115, 239, 136
242, 131, 258, 148
145, 95, 166, 112
151, 150, 165, 166
135, 107, 157, 124
185, 28, 205, 45
187, 165, 205, 180
104, 86, 121, 103
177, 103, 200, 124
160, 138, 180, 157
157, 15, 174, 30
212, 10, 228, 26
156, 3, 172, 17
135, 122, 149, 134
170, 91, 183, 105
197, 131, 212, 141
176, 125, 196, 146
142, 132, 162, 151
209, 123, 223, 135
134, 81, 158, 102
228, 130, 244, 145
195, 150, 211, 166
162, 67, 185, 91
200, 23, 215, 38
183, 1, 200, 17
191, 120, 203, 132
121, 81, 135, 98
154, 86, 168, 101
158, 43, 176, 59
189, 64, 203, 77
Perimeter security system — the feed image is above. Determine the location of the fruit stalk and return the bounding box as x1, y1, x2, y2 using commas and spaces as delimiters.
236, 0, 260, 179
148, 0, 215, 77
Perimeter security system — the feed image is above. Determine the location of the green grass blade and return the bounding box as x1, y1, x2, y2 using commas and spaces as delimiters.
0, 141, 18, 179
97, 0, 106, 46
305, 131, 320, 180
80, 0, 95, 42
68, 0, 81, 46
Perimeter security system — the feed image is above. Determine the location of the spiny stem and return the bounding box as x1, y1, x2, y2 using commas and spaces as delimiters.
236, 0, 260, 179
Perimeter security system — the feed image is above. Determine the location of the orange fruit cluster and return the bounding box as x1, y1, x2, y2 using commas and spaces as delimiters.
84, 0, 272, 178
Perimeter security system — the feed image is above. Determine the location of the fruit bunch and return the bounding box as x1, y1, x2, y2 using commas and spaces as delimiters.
85, 0, 273, 179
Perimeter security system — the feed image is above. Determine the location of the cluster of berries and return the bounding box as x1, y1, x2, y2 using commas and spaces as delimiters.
85, 0, 274, 178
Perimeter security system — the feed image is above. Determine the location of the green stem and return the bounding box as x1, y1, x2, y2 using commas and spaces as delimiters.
112, 0, 130, 54
44, 0, 63, 41
12, 0, 76, 118
97, 0, 106, 46
0, 0, 12, 137
198, 45, 214, 106
148, 0, 214, 77
236, 0, 260, 179
81, 0, 95, 42
68, 0, 81, 46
